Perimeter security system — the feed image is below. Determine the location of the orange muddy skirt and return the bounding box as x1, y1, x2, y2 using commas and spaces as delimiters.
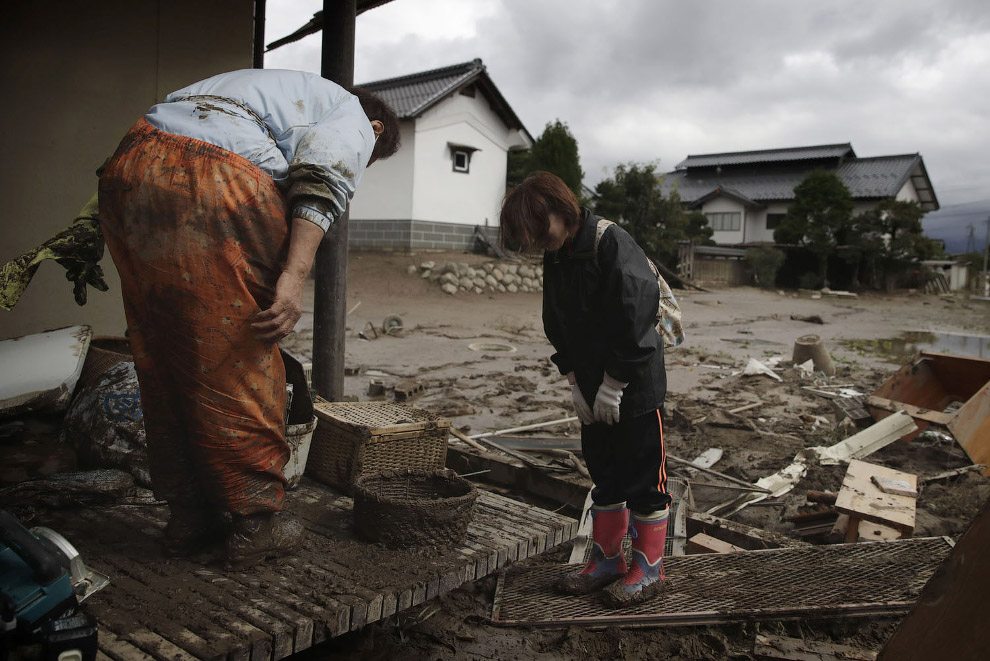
99, 119, 290, 516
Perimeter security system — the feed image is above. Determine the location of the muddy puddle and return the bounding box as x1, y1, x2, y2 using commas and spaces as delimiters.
842, 331, 990, 362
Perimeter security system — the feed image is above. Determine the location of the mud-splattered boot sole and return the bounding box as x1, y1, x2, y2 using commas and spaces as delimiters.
601, 577, 668, 608
555, 570, 624, 595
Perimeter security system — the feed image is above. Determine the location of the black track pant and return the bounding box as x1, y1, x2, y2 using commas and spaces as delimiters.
582, 407, 670, 515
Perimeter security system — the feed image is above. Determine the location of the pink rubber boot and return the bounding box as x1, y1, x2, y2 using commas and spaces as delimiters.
604, 509, 668, 606
556, 504, 628, 595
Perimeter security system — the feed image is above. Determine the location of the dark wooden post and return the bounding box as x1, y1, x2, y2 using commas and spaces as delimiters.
312, 0, 357, 401
252, 0, 266, 69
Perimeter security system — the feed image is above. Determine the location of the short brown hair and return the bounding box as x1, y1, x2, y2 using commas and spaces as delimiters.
499, 171, 581, 251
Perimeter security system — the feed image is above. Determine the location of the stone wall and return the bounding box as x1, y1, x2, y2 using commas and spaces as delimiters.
412, 260, 543, 295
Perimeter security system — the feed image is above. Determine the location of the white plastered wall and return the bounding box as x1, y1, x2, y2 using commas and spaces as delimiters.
701, 198, 747, 245
409, 92, 520, 227
349, 121, 416, 219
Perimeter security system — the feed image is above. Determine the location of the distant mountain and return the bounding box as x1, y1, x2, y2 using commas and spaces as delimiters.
922, 199, 990, 256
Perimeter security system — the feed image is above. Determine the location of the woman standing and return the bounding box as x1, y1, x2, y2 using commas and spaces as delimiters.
99, 69, 400, 569
499, 171, 670, 605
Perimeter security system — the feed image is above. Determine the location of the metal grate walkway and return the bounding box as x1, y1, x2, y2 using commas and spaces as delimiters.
492, 536, 953, 628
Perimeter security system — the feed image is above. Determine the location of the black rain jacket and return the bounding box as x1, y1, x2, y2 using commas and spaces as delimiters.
543, 208, 666, 418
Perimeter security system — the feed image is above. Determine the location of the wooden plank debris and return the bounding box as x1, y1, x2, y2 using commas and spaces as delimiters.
834, 460, 917, 542
754, 633, 876, 660
686, 511, 809, 550
813, 411, 917, 465
918, 464, 986, 485
687, 533, 745, 554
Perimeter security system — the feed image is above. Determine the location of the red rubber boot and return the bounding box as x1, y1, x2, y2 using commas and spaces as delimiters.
556, 504, 629, 595
604, 509, 668, 606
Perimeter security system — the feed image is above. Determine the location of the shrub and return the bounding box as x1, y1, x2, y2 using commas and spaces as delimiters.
745, 245, 786, 287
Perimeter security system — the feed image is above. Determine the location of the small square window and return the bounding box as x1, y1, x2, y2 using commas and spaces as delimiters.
453, 150, 470, 173
766, 213, 785, 230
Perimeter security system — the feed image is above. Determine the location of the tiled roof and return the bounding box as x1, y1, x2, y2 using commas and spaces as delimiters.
662, 153, 938, 210
358, 59, 529, 135
676, 143, 855, 169
360, 59, 486, 118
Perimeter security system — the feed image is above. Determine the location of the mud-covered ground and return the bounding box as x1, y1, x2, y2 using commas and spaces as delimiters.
274, 251, 990, 660
4, 250, 988, 660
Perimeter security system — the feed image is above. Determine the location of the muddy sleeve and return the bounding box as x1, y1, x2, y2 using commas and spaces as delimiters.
285, 96, 375, 232
598, 229, 659, 383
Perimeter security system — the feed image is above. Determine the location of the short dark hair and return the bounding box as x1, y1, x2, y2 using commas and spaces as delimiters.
349, 86, 401, 163
499, 171, 581, 251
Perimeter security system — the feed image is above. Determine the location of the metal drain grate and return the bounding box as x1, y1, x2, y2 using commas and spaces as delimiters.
493, 536, 952, 628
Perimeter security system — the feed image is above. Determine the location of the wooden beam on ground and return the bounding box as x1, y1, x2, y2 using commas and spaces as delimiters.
446, 446, 589, 511
687, 533, 745, 554
686, 511, 809, 551
755, 633, 877, 660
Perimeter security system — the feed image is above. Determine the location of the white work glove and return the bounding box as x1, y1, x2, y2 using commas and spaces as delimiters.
593, 374, 627, 425
566, 372, 594, 425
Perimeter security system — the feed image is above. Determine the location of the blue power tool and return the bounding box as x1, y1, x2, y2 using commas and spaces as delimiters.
1, 510, 109, 661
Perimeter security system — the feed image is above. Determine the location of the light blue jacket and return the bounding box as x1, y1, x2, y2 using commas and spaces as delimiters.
145, 69, 375, 232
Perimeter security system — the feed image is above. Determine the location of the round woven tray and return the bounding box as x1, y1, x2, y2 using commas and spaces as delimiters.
353, 468, 478, 548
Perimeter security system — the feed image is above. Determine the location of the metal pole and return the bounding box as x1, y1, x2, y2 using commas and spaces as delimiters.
313, 0, 356, 400
252, 0, 267, 69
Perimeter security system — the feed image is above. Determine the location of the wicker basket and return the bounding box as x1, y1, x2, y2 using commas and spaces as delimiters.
307, 399, 450, 493
353, 469, 477, 547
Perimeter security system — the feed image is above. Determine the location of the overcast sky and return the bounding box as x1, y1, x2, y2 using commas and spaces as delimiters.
265, 0, 990, 246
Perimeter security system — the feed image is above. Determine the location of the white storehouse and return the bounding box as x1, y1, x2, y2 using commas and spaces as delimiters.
349, 59, 533, 250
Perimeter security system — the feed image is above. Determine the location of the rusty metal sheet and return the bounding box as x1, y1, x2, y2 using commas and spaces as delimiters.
867, 351, 990, 475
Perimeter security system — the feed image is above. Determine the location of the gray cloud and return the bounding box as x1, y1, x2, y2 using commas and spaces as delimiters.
268, 0, 990, 209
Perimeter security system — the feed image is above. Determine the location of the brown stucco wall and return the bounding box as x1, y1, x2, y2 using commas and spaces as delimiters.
0, 1, 254, 339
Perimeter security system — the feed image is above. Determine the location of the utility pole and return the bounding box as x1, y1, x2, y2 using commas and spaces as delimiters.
983, 216, 989, 297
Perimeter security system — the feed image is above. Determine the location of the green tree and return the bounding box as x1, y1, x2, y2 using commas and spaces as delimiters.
774, 169, 854, 288
593, 162, 713, 267
507, 120, 584, 197
846, 198, 943, 290
745, 245, 786, 288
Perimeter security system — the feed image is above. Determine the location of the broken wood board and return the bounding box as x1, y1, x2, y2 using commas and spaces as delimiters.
29, 480, 576, 660
831, 514, 902, 543
835, 460, 917, 542
811, 411, 917, 465
492, 537, 952, 628
686, 533, 745, 554
446, 446, 590, 510
754, 633, 876, 660
686, 511, 809, 550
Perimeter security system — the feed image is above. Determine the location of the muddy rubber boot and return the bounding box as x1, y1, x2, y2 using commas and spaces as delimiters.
556, 504, 629, 595
604, 509, 668, 607
162, 505, 229, 558
225, 511, 303, 570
